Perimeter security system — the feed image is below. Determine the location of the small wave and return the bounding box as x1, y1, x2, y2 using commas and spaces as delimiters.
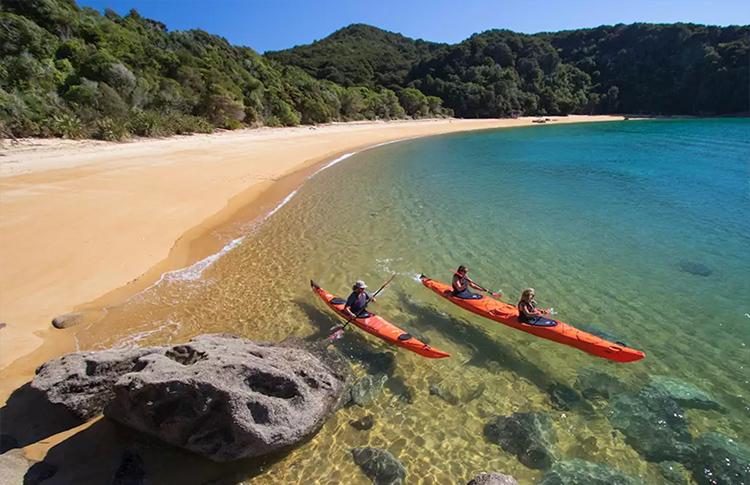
112, 320, 181, 349
264, 189, 298, 220
309, 152, 355, 178
159, 236, 245, 284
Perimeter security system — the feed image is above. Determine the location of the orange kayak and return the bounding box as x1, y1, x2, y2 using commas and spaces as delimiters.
311, 280, 450, 359
419, 275, 644, 363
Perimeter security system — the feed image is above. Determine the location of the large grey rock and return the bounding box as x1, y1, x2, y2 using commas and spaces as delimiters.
466, 471, 519, 485
351, 447, 406, 485
540, 459, 638, 485
650, 376, 721, 411
609, 386, 694, 462
31, 346, 163, 420
350, 374, 388, 406
575, 366, 628, 400
105, 335, 350, 461
484, 412, 557, 469
691, 432, 750, 485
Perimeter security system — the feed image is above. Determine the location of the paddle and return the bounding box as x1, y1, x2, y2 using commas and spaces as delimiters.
453, 271, 503, 298
328, 273, 397, 340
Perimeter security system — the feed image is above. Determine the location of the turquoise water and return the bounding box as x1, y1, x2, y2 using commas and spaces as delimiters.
80, 119, 750, 483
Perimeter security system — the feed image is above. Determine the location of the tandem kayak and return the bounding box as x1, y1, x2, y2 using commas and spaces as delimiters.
311, 280, 450, 359
419, 275, 644, 363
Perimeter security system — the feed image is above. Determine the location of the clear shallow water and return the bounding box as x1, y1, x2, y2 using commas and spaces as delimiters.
77, 119, 750, 483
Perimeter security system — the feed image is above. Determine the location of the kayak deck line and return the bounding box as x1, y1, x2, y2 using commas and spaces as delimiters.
310, 280, 450, 359
419, 275, 645, 363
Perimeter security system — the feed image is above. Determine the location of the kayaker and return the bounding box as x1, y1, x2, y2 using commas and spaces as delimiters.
451, 266, 484, 300
517, 288, 550, 322
344, 280, 375, 318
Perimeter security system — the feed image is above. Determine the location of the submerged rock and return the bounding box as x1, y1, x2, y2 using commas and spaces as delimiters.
112, 449, 147, 485
31, 346, 164, 420
678, 261, 712, 277
351, 447, 406, 485
350, 414, 376, 431
466, 472, 519, 485
649, 376, 721, 411
350, 374, 388, 406
429, 377, 486, 406
609, 386, 694, 462
105, 335, 350, 461
539, 459, 638, 485
691, 432, 750, 485
547, 383, 587, 411
51, 312, 84, 329
575, 367, 628, 401
484, 412, 557, 469
658, 461, 691, 485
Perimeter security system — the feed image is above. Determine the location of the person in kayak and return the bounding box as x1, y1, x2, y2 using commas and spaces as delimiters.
451, 266, 484, 300
344, 280, 375, 319
517, 288, 550, 323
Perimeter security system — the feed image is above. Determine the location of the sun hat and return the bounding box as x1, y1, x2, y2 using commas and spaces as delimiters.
353, 280, 368, 289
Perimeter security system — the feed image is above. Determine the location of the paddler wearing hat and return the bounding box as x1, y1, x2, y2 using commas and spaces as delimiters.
344, 280, 375, 319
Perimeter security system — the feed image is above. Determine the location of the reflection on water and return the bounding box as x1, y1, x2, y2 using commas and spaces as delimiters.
74, 119, 749, 483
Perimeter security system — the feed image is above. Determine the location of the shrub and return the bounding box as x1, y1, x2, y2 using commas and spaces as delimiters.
50, 113, 84, 138
92, 116, 128, 140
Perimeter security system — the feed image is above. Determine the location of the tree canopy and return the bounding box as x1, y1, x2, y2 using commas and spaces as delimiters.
1, 1, 747, 140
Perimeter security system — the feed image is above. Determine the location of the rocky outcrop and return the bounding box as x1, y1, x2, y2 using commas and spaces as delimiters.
105, 335, 350, 461
29, 334, 350, 462
51, 312, 84, 329
466, 472, 519, 485
609, 386, 694, 463
539, 459, 638, 485
649, 376, 721, 411
691, 432, 750, 485
484, 412, 557, 469
351, 447, 406, 485
31, 346, 163, 420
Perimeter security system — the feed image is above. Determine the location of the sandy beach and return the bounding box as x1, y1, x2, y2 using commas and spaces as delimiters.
0, 115, 622, 388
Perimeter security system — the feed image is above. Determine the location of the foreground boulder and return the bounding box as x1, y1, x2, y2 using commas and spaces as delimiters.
105, 335, 350, 461
31, 346, 163, 420
540, 459, 638, 485
691, 432, 750, 485
609, 386, 694, 462
466, 472, 519, 484
351, 447, 406, 485
649, 376, 721, 411
484, 412, 557, 469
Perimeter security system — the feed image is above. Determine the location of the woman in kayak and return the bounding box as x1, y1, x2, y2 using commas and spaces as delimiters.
344, 280, 375, 318
517, 288, 550, 322
452, 266, 484, 300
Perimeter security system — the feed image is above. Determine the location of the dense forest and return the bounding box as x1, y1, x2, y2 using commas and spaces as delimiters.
1, 1, 747, 140
271, 23, 749, 118
0, 0, 449, 139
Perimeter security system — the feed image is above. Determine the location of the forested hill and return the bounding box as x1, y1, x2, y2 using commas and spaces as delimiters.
271, 23, 750, 117
1, 1, 747, 141
0, 1, 449, 139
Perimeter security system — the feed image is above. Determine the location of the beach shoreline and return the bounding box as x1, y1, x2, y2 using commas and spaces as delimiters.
0, 115, 624, 400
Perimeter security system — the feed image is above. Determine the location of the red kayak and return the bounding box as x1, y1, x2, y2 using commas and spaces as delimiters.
311, 280, 450, 359
420, 275, 644, 363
